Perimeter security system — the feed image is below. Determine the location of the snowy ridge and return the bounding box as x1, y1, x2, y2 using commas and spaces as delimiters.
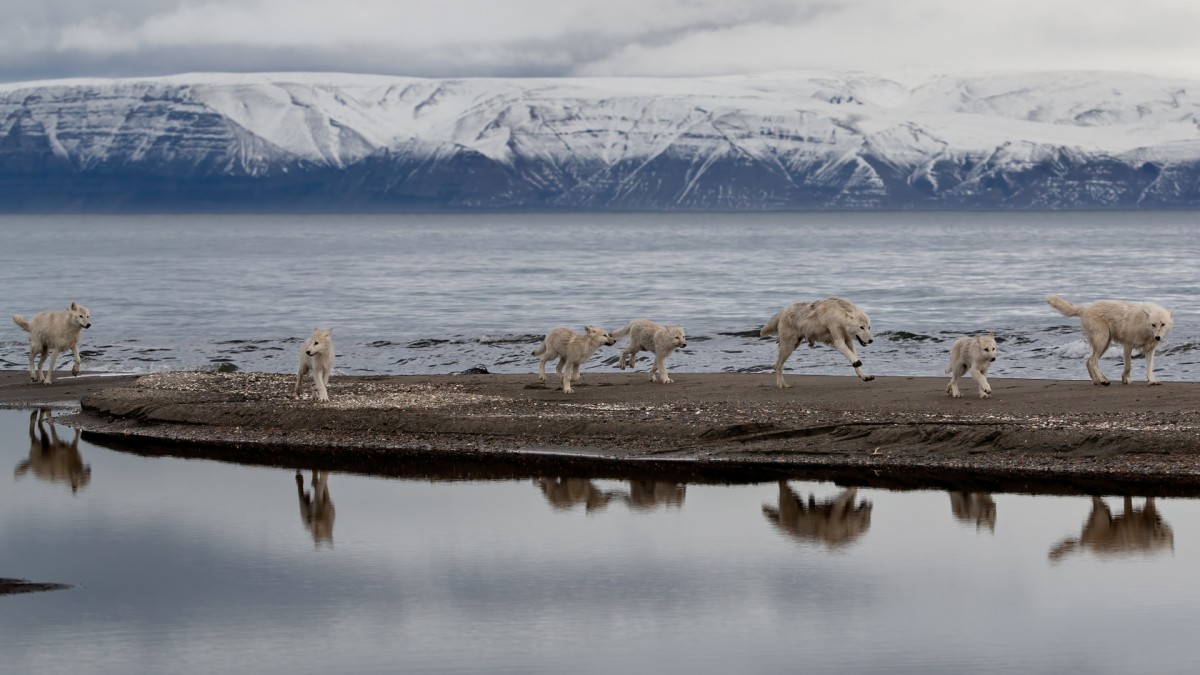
2, 70, 1200, 210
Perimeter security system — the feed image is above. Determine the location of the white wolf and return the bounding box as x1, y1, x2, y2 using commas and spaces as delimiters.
531, 325, 616, 393
11, 302, 92, 384
945, 334, 998, 399
1046, 295, 1174, 386
295, 327, 335, 402
612, 319, 687, 384
760, 297, 875, 388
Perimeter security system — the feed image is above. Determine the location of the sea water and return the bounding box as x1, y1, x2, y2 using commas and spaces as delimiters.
1, 211, 1196, 380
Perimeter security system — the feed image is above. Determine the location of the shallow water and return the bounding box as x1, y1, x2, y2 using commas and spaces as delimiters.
3, 408, 1200, 674
1, 211, 1197, 380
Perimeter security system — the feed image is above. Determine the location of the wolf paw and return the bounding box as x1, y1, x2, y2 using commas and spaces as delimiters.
1148, 380, 1162, 386
950, 391, 962, 398
979, 391, 992, 399
862, 374, 875, 382
661, 377, 673, 384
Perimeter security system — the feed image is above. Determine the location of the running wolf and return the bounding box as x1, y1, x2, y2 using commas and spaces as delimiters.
1046, 295, 1174, 385
612, 319, 687, 384
11, 302, 91, 384
296, 327, 335, 402
760, 297, 875, 388
532, 325, 616, 393
945, 334, 998, 399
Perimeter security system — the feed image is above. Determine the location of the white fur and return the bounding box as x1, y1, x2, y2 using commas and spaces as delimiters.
612, 319, 687, 384
295, 327, 335, 402
760, 297, 875, 388
1047, 294, 1175, 385
11, 302, 92, 384
945, 334, 997, 399
531, 325, 616, 393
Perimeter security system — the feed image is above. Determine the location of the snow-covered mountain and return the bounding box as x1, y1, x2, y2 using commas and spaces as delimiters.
3, 70, 1200, 211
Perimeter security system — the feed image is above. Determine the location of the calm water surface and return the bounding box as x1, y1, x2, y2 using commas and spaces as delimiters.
3, 408, 1200, 674
1, 211, 1197, 380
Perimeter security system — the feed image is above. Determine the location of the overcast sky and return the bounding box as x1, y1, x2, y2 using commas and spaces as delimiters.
3, 0, 1199, 83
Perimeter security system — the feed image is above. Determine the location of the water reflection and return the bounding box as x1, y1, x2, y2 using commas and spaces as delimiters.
762, 482, 873, 549
1050, 496, 1175, 561
536, 478, 618, 512
949, 491, 996, 532
13, 409, 90, 493
535, 478, 688, 513
625, 480, 686, 511
295, 471, 335, 547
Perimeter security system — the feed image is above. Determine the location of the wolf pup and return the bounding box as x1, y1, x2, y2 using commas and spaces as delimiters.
945, 334, 998, 399
760, 297, 874, 388
296, 327, 335, 402
12, 302, 92, 384
532, 325, 616, 393
612, 319, 687, 384
1047, 295, 1174, 385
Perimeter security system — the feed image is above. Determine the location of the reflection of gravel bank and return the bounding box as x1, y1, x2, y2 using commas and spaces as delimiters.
51, 370, 1200, 492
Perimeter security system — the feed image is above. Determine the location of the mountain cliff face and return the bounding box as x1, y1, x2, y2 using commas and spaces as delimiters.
2, 71, 1199, 211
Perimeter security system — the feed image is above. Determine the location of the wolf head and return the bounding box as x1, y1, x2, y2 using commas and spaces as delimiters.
851, 311, 873, 347
1145, 305, 1174, 343
978, 334, 998, 362
584, 325, 616, 346
69, 302, 91, 329
667, 325, 687, 349
304, 327, 333, 356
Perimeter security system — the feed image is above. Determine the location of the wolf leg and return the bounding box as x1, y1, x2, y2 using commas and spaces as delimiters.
772, 331, 799, 389
832, 338, 874, 382
43, 348, 60, 384
1121, 344, 1134, 385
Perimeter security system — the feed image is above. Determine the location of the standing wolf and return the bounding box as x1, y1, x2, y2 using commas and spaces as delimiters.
532, 325, 616, 393
612, 319, 687, 384
295, 327, 335, 402
760, 297, 875, 388
11, 302, 92, 384
945, 334, 998, 399
1046, 295, 1174, 385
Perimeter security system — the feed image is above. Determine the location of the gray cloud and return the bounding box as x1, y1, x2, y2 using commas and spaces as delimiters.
2, 0, 1198, 83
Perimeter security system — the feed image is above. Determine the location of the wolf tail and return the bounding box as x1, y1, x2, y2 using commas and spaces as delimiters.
11, 315, 30, 332
1046, 295, 1083, 317
531, 341, 546, 357
760, 310, 782, 336
610, 322, 634, 340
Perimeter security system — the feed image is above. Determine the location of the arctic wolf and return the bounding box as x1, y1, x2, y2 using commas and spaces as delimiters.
760, 297, 875, 388
945, 334, 997, 399
1046, 295, 1174, 385
612, 319, 687, 384
531, 325, 616, 393
11, 302, 92, 384
295, 327, 335, 402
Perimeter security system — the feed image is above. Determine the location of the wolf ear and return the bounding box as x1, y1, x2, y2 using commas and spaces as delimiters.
326, 328, 334, 336
70, 302, 79, 310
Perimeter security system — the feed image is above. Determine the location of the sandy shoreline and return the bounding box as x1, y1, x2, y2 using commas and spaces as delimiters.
4, 369, 1198, 494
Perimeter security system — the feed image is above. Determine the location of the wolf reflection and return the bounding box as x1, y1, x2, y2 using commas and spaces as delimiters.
762, 482, 873, 548
1050, 496, 1174, 561
535, 478, 686, 512
296, 471, 336, 547
14, 409, 90, 493
950, 491, 997, 532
